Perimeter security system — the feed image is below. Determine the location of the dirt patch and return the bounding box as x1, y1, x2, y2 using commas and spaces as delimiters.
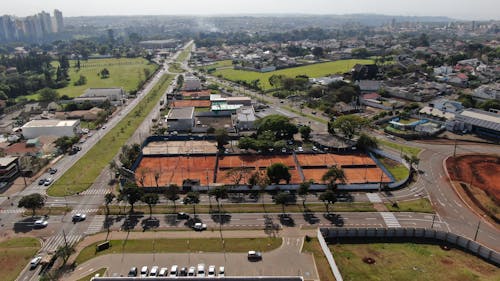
446, 155, 500, 204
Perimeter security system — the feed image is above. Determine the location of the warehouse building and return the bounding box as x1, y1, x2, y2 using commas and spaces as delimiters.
447, 108, 500, 140
21, 119, 81, 139
166, 107, 195, 132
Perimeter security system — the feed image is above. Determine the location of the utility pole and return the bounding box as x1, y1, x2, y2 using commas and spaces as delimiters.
453, 139, 457, 157
474, 221, 480, 241
431, 214, 436, 229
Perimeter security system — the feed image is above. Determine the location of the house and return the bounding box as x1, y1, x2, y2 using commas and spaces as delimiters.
356, 80, 381, 93
429, 99, 464, 113
73, 88, 125, 106
0, 157, 20, 183
233, 106, 256, 131
54, 107, 105, 121
21, 119, 81, 139
166, 107, 195, 132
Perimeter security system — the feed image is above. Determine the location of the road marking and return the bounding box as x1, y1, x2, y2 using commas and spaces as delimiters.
0, 209, 24, 214
42, 233, 81, 252
453, 200, 463, 208
380, 212, 401, 228
437, 199, 446, 207
85, 215, 105, 235
365, 218, 377, 220
366, 193, 382, 203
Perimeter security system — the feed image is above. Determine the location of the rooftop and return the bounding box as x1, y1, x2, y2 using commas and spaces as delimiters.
457, 108, 500, 131
81, 88, 124, 98
167, 107, 195, 120
0, 156, 18, 167
22, 119, 79, 128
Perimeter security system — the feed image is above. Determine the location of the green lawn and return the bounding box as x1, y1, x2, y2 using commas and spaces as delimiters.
21, 58, 158, 100
76, 237, 281, 265
176, 43, 193, 63
47, 74, 175, 197
214, 59, 373, 89
331, 243, 500, 281
378, 139, 422, 158
302, 238, 336, 281
0, 237, 40, 281
77, 268, 107, 281
385, 198, 434, 213
397, 118, 419, 125
377, 157, 410, 182
198, 60, 233, 71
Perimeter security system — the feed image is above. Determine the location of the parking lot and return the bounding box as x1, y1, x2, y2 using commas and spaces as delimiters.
68, 236, 318, 280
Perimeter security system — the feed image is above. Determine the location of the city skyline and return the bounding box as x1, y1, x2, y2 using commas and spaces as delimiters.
3, 0, 500, 20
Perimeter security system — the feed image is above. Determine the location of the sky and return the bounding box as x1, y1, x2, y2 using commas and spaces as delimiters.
4, 0, 500, 20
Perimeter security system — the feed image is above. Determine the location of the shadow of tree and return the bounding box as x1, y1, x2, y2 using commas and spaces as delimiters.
13, 217, 39, 233
121, 212, 144, 231
303, 211, 320, 224
279, 213, 295, 227
141, 217, 160, 231
323, 213, 344, 227
211, 211, 232, 225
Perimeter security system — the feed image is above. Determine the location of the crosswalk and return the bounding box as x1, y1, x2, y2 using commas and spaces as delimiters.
85, 215, 105, 235
71, 209, 99, 214
42, 233, 81, 252
0, 209, 24, 214
380, 212, 401, 228
81, 188, 112, 195
366, 193, 382, 203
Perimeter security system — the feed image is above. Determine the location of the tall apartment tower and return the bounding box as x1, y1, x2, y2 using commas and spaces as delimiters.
53, 9, 63, 32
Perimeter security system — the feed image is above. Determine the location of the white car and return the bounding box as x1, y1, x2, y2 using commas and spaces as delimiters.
169, 265, 178, 277
208, 265, 216, 277
187, 266, 196, 276
43, 178, 53, 186
218, 266, 225, 277
34, 219, 48, 228
140, 266, 148, 277
193, 222, 207, 231
197, 264, 205, 277
297, 146, 304, 152
30, 256, 42, 269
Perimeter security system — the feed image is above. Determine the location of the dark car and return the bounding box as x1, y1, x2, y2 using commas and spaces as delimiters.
177, 212, 189, 219
49, 168, 57, 174
128, 267, 138, 277
179, 267, 188, 276
38, 178, 46, 185
248, 250, 262, 261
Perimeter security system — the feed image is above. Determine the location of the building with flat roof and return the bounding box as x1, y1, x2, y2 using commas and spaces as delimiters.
139, 39, 179, 49
183, 75, 202, 91
21, 119, 80, 139
449, 108, 500, 139
0, 156, 19, 183
233, 106, 256, 131
166, 107, 195, 132
74, 88, 125, 106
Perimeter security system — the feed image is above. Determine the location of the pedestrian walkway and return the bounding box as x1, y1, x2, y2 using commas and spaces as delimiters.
81, 188, 111, 195
85, 215, 105, 235
71, 209, 99, 214
0, 209, 24, 214
42, 233, 82, 252
367, 193, 382, 203
380, 212, 401, 228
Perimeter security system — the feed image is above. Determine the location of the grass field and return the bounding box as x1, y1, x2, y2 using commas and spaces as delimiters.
77, 268, 106, 281
282, 105, 328, 124
377, 157, 409, 181
378, 139, 422, 158
302, 238, 335, 281
213, 59, 373, 89
22, 58, 158, 100
76, 237, 281, 265
47, 74, 175, 197
102, 202, 376, 215
330, 243, 500, 281
198, 60, 233, 71
0, 237, 40, 281
175, 43, 193, 63
385, 198, 434, 213
169, 62, 185, 73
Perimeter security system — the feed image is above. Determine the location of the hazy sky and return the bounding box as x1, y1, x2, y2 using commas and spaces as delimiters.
5, 0, 500, 20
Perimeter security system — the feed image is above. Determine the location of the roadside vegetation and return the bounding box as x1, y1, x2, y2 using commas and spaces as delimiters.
377, 157, 409, 181
47, 74, 174, 196
76, 237, 281, 265
77, 268, 107, 281
378, 139, 422, 158
385, 198, 434, 213
331, 243, 500, 281
0, 237, 40, 281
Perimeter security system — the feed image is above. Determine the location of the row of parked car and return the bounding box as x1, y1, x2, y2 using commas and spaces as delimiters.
129, 264, 225, 278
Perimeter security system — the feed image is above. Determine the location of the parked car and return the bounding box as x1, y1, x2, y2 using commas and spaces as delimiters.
193, 222, 207, 231
72, 213, 86, 222
34, 219, 48, 228
169, 265, 178, 277
177, 212, 189, 219
197, 264, 206, 277
158, 267, 168, 277
43, 178, 53, 186
48, 168, 57, 174
127, 267, 137, 277
297, 146, 304, 152
149, 266, 159, 277
179, 267, 188, 276
30, 256, 42, 269
140, 266, 148, 277
218, 266, 225, 277
187, 266, 196, 276
208, 265, 216, 277
248, 250, 262, 261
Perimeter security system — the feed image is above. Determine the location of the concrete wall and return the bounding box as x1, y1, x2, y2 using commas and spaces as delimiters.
320, 227, 500, 267
316, 228, 343, 281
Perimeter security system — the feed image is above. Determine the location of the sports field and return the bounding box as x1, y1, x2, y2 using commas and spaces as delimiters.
170, 100, 211, 108
296, 153, 376, 167
213, 59, 373, 89
23, 58, 158, 100
302, 167, 390, 184
142, 140, 218, 155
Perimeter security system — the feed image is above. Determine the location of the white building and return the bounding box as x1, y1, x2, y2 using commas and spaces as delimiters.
166, 107, 194, 132
21, 119, 81, 139
183, 75, 202, 91
233, 106, 256, 131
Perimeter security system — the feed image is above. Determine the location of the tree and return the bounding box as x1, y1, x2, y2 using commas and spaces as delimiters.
356, 133, 378, 150
248, 170, 270, 207
322, 166, 346, 190
404, 155, 420, 171
165, 184, 180, 212
268, 74, 285, 89
100, 68, 110, 79
298, 181, 311, 207
208, 186, 228, 212
274, 192, 290, 214
215, 128, 229, 149
141, 193, 159, 218
299, 125, 312, 141
183, 192, 200, 215
319, 190, 337, 213
120, 186, 144, 213
225, 167, 252, 187
267, 163, 291, 184
256, 114, 298, 140
39, 88, 59, 102
328, 115, 367, 140
18, 193, 45, 217
73, 75, 87, 86
312, 47, 324, 58
55, 243, 75, 266
54, 136, 79, 153
104, 193, 116, 216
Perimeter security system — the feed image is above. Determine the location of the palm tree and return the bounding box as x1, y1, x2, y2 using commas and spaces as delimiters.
104, 193, 115, 216
274, 192, 289, 215
298, 181, 311, 208
184, 192, 200, 215
208, 186, 228, 213
322, 166, 346, 190
319, 190, 337, 214
55, 243, 75, 266
165, 184, 180, 212
141, 193, 159, 218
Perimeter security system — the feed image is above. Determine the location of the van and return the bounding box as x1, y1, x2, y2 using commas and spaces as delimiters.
197, 264, 206, 277
149, 266, 159, 277
169, 265, 178, 277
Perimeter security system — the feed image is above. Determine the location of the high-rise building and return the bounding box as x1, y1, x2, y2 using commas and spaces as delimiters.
38, 11, 52, 35
53, 9, 63, 32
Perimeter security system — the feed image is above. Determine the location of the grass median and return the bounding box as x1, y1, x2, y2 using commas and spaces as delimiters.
377, 157, 409, 181
330, 243, 500, 281
0, 237, 40, 281
378, 139, 422, 158
385, 198, 434, 213
302, 238, 336, 281
76, 237, 281, 265
47, 74, 174, 197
